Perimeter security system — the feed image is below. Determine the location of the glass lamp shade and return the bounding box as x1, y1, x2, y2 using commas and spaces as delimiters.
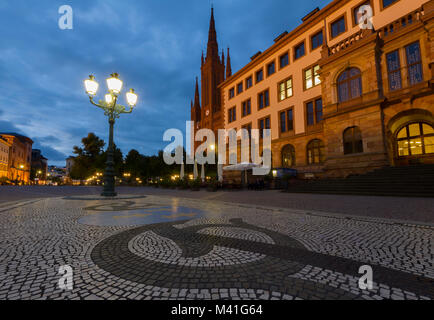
84, 75, 99, 96
105, 94, 114, 105
126, 89, 138, 106
106, 73, 123, 95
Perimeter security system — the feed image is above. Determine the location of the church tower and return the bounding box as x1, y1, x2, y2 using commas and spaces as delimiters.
191, 7, 228, 137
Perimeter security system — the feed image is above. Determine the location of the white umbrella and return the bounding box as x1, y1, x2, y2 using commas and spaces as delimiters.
193, 161, 198, 179
201, 163, 205, 182
217, 164, 223, 182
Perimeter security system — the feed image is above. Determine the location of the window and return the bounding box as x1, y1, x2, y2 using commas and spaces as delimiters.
281, 144, 296, 167
306, 98, 323, 126
386, 50, 402, 91
311, 31, 323, 50
242, 123, 252, 140
307, 139, 325, 165
256, 69, 264, 83
353, 1, 372, 26
280, 108, 294, 133
405, 42, 423, 86
280, 53, 289, 68
382, 0, 398, 9
258, 90, 270, 110
259, 117, 271, 138
267, 62, 276, 76
331, 16, 346, 38
337, 67, 362, 102
343, 126, 364, 154
279, 78, 293, 101
237, 82, 243, 94
396, 123, 434, 157
246, 76, 253, 89
229, 88, 235, 99
294, 42, 305, 60
228, 106, 236, 123
304, 65, 321, 89
242, 99, 251, 117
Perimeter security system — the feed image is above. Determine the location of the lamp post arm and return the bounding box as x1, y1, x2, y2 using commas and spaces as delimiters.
89, 96, 106, 110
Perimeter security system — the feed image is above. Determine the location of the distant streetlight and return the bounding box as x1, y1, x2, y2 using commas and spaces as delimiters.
84, 73, 138, 197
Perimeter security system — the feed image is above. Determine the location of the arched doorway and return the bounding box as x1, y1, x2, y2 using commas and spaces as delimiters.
395, 122, 434, 164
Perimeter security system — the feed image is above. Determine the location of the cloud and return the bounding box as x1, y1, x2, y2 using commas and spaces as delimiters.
0, 0, 325, 165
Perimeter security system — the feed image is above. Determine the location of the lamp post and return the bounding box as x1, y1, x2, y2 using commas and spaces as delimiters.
84, 73, 138, 197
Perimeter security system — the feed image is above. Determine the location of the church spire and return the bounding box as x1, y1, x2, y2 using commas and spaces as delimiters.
206, 7, 219, 59
194, 77, 200, 108
226, 47, 232, 78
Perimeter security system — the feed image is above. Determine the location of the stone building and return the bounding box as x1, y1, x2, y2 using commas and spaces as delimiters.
0, 137, 10, 180
192, 0, 433, 178
31, 149, 48, 184
0, 133, 33, 184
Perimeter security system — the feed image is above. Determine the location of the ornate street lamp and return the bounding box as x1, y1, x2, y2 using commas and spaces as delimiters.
83, 73, 138, 197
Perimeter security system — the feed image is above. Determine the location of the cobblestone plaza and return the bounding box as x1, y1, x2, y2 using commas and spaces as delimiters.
0, 193, 432, 300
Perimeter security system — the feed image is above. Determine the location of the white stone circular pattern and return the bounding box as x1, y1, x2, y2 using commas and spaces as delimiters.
198, 227, 275, 244
128, 231, 266, 267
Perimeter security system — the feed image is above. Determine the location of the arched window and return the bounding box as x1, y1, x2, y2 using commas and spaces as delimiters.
307, 139, 325, 165
343, 126, 364, 154
337, 67, 362, 102
396, 122, 434, 157
281, 144, 296, 168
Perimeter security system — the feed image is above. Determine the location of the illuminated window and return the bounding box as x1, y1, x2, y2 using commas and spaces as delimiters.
396, 123, 434, 157
281, 144, 296, 167
279, 78, 293, 101
307, 139, 325, 165
305, 65, 320, 89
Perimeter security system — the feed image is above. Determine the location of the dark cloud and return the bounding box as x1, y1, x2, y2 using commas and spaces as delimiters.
0, 0, 324, 166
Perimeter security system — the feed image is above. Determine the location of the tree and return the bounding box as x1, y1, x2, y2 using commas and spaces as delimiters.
70, 133, 124, 180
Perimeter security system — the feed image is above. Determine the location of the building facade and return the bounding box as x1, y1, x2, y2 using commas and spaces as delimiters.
31, 149, 48, 184
212, 0, 434, 178
0, 137, 10, 179
0, 133, 33, 184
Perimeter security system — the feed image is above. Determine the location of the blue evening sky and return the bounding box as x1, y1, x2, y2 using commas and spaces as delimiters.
0, 0, 324, 166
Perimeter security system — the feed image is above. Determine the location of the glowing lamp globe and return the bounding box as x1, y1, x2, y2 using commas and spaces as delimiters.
126, 89, 138, 107
84, 75, 99, 96
106, 73, 123, 95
